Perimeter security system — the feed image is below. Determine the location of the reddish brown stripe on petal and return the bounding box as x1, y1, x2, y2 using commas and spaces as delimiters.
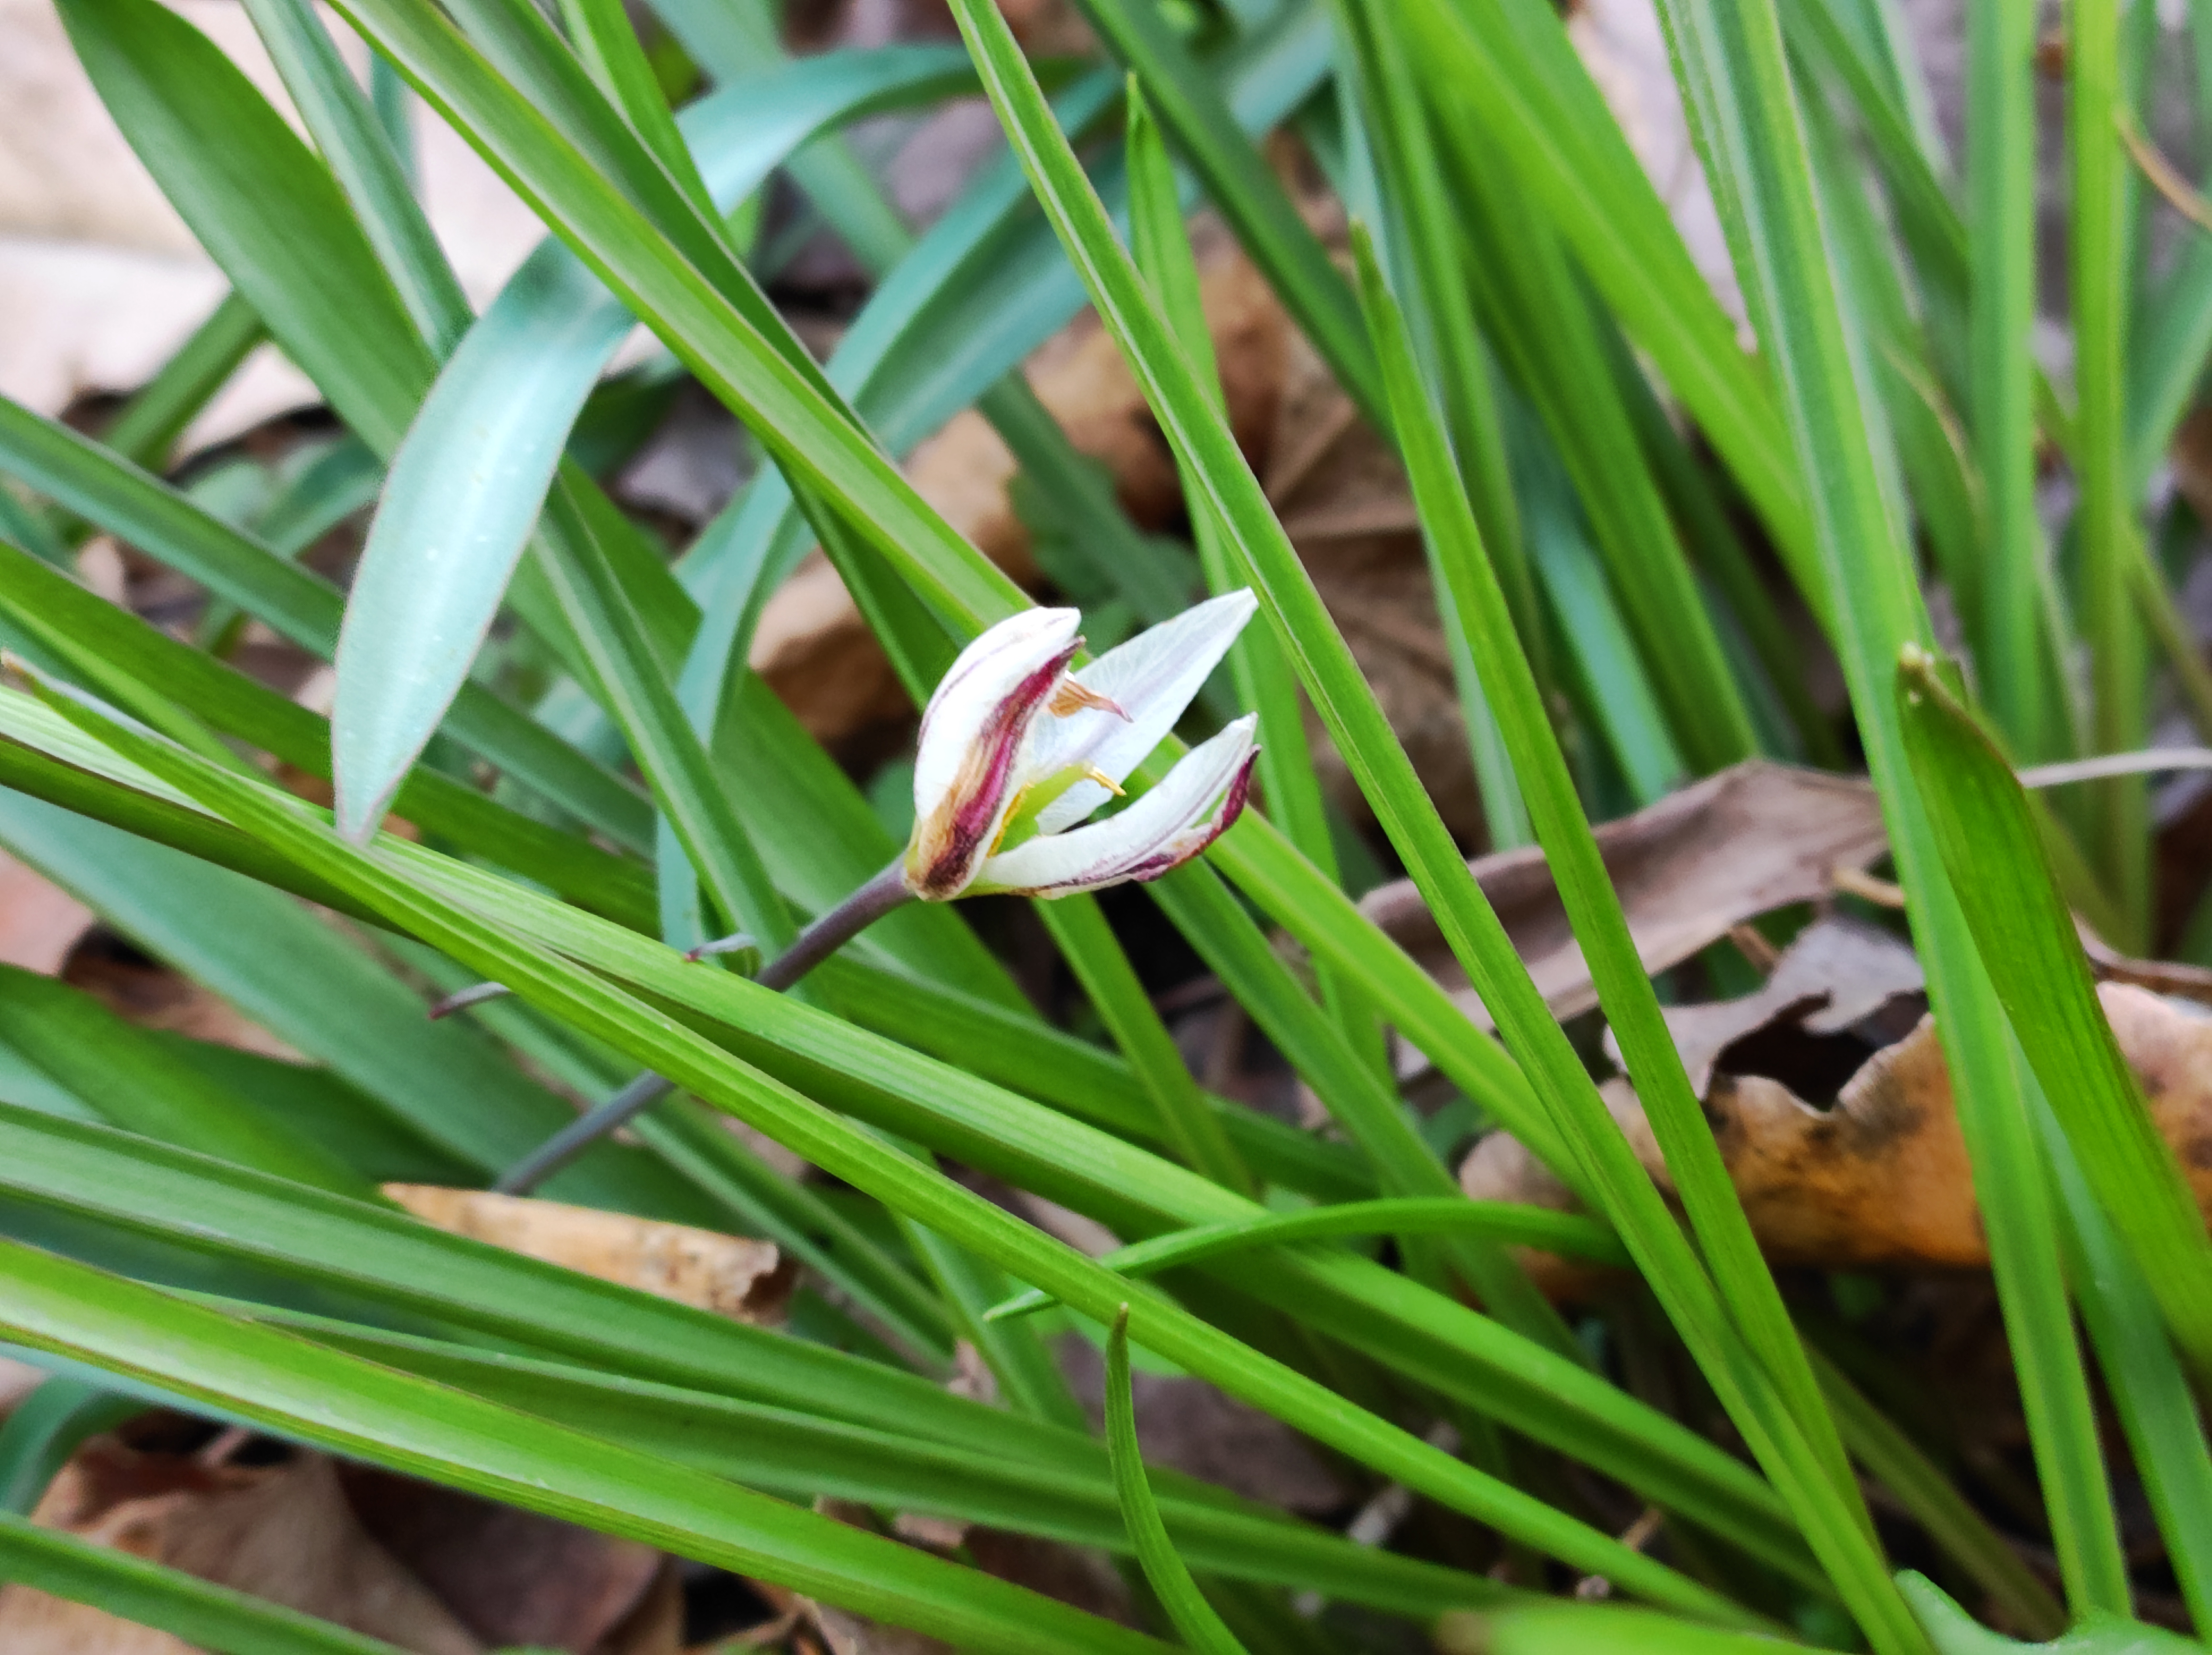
907, 644, 1077, 899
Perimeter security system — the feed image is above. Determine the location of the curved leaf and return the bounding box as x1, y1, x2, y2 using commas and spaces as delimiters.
1106, 1308, 1250, 1655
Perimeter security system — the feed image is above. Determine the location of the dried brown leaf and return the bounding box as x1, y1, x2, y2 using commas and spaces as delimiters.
0, 1439, 481, 1652
1363, 760, 1890, 1051
381, 1185, 793, 1324
1464, 916, 2212, 1281
340, 1466, 676, 1655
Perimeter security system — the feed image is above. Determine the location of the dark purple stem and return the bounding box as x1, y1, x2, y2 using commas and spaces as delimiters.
492, 863, 912, 1195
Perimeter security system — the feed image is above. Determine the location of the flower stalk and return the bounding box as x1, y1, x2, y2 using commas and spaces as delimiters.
482, 598, 1260, 1194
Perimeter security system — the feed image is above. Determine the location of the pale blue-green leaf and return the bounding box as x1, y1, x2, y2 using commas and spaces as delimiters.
335, 46, 973, 837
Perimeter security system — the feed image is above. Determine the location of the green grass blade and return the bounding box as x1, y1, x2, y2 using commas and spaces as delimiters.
1107, 1308, 1251, 1655
0, 1100, 1075, 1468
1507, 409, 1685, 805
1141, 862, 1582, 1363
2070, 0, 2151, 945
1329, 15, 1536, 850
1658, 0, 2145, 1633
237, 0, 471, 352
0, 535, 653, 923
36, 693, 1777, 1624
0, 1241, 1171, 1655
410, 944, 958, 1368
1898, 653, 2212, 1380
97, 292, 265, 472
987, 1198, 1629, 1323
815, 958, 1370, 1202
1065, 0, 1378, 424
272, 1314, 1515, 1619
940, 0, 1901, 1621
556, 0, 714, 213
1397, 0, 1820, 606
1035, 894, 1252, 1196
0, 702, 1821, 1584
1118, 82, 1336, 1186
1346, 223, 1904, 1637
1811, 1354, 2068, 1639
646, 0, 915, 277
0, 792, 696, 1218
0, 1506, 411, 1655
2032, 1083, 2212, 1633
0, 966, 364, 1196
1898, 1574, 2200, 1654
0, 396, 652, 847
534, 471, 793, 954
0, 1377, 145, 1515
59, 0, 433, 455
1431, 120, 1760, 775
1336, 0, 1534, 666
336, 48, 971, 835
1966, 0, 2048, 760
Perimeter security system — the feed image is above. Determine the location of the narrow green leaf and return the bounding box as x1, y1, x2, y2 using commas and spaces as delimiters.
97, 292, 265, 472
0, 396, 653, 848
336, 46, 972, 832
36, 684, 1777, 1624
1898, 1574, 2199, 1654
1431, 108, 1760, 775
0, 1377, 144, 1515
1065, 0, 1379, 423
59, 0, 433, 455
986, 1197, 1628, 1323
0, 1240, 1171, 1655
1966, 0, 2047, 760
0, 789, 698, 1217
283, 1314, 1517, 1618
0, 535, 653, 926
2033, 1086, 2212, 1633
237, 0, 471, 353
0, 656, 1818, 1588
1813, 1354, 2067, 1640
2070, 0, 2151, 943
0, 966, 365, 1196
1442, 1601, 1813, 1655
1898, 652, 2212, 1379
1660, 0, 2130, 1635
1107, 1308, 1250, 1655
1396, 0, 1821, 602
1346, 218, 1896, 1632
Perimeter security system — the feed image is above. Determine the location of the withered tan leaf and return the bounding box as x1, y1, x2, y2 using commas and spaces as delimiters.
382, 1185, 792, 1325
339, 1466, 677, 1655
1362, 761, 1890, 1043
0, 1439, 480, 1653
1598, 915, 1925, 1095
1465, 933, 2212, 1283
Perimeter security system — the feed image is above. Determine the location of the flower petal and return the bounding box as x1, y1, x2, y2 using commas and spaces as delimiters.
973, 715, 1259, 897
1026, 589, 1258, 834
905, 607, 1080, 899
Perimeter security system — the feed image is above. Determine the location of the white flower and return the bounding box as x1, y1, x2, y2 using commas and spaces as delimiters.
902, 593, 1261, 900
